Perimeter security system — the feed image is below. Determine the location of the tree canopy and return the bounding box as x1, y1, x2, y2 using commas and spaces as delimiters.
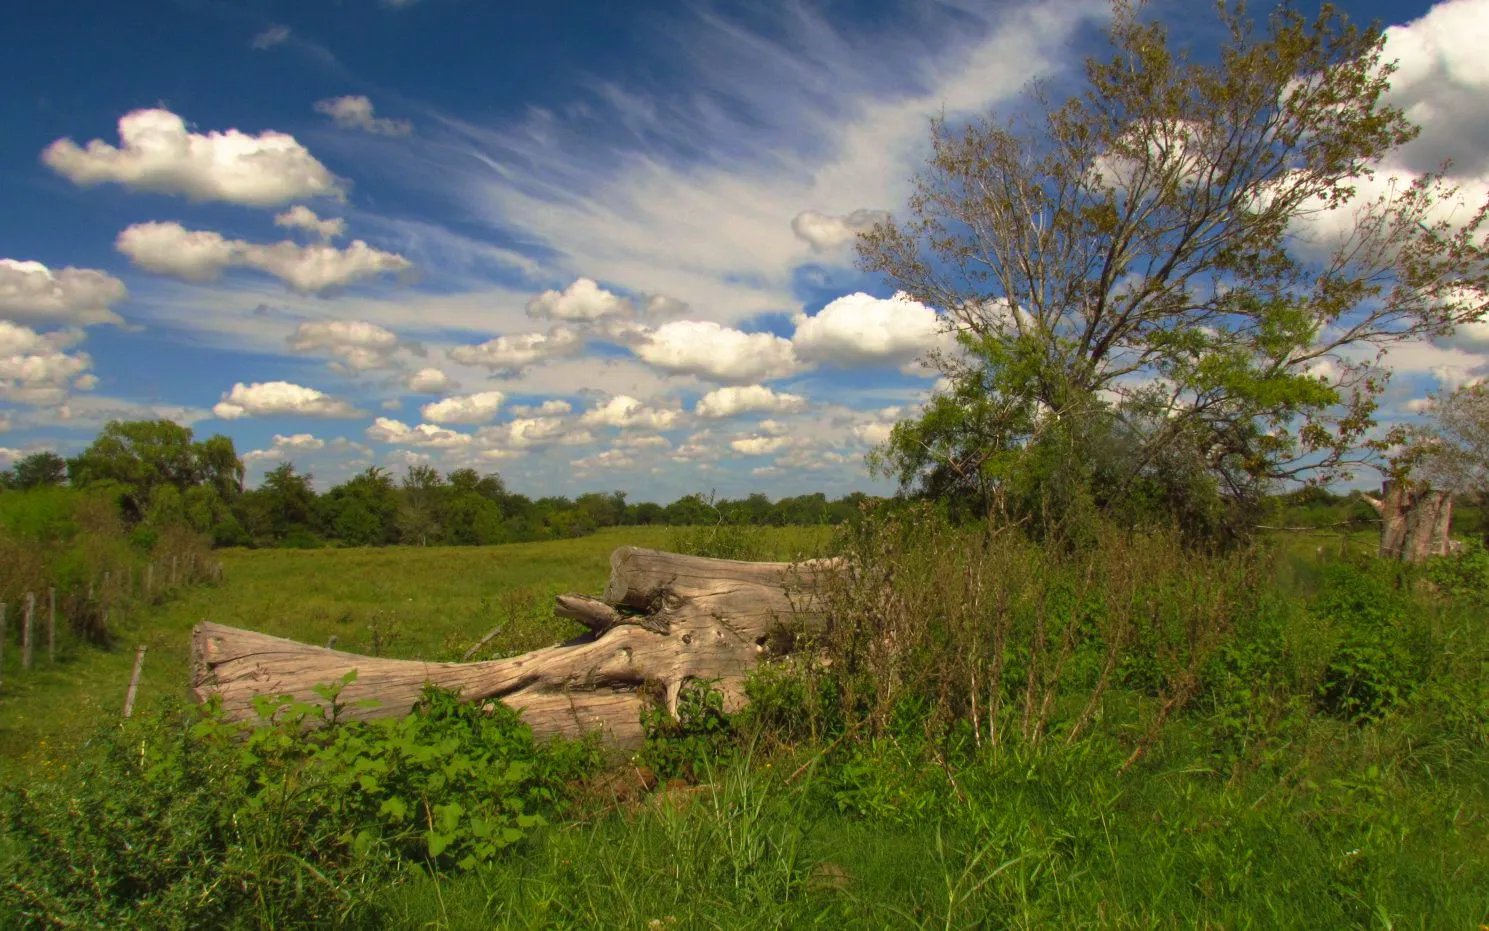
859, 1, 1489, 539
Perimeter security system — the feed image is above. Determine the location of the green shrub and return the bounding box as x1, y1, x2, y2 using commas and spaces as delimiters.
0, 681, 600, 928
1311, 563, 1420, 723
638, 680, 735, 781
1425, 542, 1489, 606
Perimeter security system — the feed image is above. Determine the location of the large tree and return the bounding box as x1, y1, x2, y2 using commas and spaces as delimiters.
68, 419, 244, 520
859, 2, 1489, 537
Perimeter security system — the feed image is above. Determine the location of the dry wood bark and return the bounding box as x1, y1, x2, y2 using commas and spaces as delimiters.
1361, 480, 1454, 562
191, 546, 837, 747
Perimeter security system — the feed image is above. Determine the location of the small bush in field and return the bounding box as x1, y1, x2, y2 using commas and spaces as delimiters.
0, 679, 600, 928
1424, 542, 1489, 606
1311, 563, 1420, 723
638, 679, 735, 781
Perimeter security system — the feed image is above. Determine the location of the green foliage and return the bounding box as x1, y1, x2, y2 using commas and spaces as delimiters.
1311, 563, 1419, 723
68, 419, 243, 522
0, 682, 600, 927
1425, 542, 1489, 605
638, 680, 735, 782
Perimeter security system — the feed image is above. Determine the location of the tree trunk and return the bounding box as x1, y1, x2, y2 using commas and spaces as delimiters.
191, 546, 838, 747
1361, 480, 1454, 562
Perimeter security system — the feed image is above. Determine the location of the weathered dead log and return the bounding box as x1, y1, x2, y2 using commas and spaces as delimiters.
1361, 480, 1454, 562
191, 546, 837, 747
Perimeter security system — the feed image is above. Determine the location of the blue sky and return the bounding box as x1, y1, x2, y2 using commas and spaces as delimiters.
1, 0, 1483, 498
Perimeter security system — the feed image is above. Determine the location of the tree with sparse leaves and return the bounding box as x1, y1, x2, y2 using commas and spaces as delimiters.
1404, 382, 1489, 547
859, 1, 1489, 540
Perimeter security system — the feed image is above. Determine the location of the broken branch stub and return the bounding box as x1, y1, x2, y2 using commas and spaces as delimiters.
191, 546, 839, 747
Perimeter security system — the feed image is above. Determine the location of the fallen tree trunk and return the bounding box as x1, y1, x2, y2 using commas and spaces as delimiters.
191, 546, 837, 747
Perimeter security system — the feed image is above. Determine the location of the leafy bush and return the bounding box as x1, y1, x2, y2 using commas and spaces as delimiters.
1311, 563, 1420, 722
0, 681, 600, 928
638, 679, 735, 781
1424, 542, 1489, 606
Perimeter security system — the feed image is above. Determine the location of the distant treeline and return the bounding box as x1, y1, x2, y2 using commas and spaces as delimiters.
0, 419, 876, 550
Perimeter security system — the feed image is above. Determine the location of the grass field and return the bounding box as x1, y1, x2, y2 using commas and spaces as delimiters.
2, 523, 1486, 928
0, 525, 831, 776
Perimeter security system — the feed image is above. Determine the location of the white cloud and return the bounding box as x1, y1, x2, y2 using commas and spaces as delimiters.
479, 416, 591, 450
510, 399, 572, 416
0, 259, 128, 327
790, 208, 889, 252
213, 381, 361, 419
635, 320, 801, 383
1438, 317, 1489, 353
117, 222, 410, 294
1381, 0, 1489, 177
0, 321, 93, 407
730, 434, 791, 455
288, 319, 406, 371
434, 0, 1103, 330
792, 291, 945, 368
251, 25, 290, 49
420, 390, 507, 424
244, 431, 327, 463
526, 277, 629, 321
579, 395, 682, 430
315, 95, 413, 137
853, 422, 894, 446
695, 384, 807, 418
406, 367, 451, 393
274, 433, 326, 451
42, 109, 344, 207
275, 205, 345, 241
572, 449, 637, 471
447, 326, 582, 375
366, 417, 473, 447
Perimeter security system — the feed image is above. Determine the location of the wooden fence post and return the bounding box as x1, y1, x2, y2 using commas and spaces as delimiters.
48, 588, 56, 663
123, 645, 147, 717
22, 593, 35, 671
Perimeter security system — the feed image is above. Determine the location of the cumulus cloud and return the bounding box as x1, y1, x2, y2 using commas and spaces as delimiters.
579, 395, 682, 430
288, 319, 405, 371
791, 208, 890, 252
420, 390, 506, 424
510, 399, 572, 416
792, 291, 945, 369
212, 381, 361, 419
315, 96, 413, 136
448, 326, 582, 375
244, 431, 326, 463
479, 415, 592, 450
275, 205, 345, 241
635, 320, 801, 383
1438, 317, 1489, 353
366, 417, 472, 447
695, 384, 807, 418
0, 259, 128, 327
42, 109, 343, 207
117, 222, 411, 294
0, 321, 93, 407
405, 367, 451, 393
730, 434, 791, 455
526, 277, 630, 321
1381, 0, 1489, 177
